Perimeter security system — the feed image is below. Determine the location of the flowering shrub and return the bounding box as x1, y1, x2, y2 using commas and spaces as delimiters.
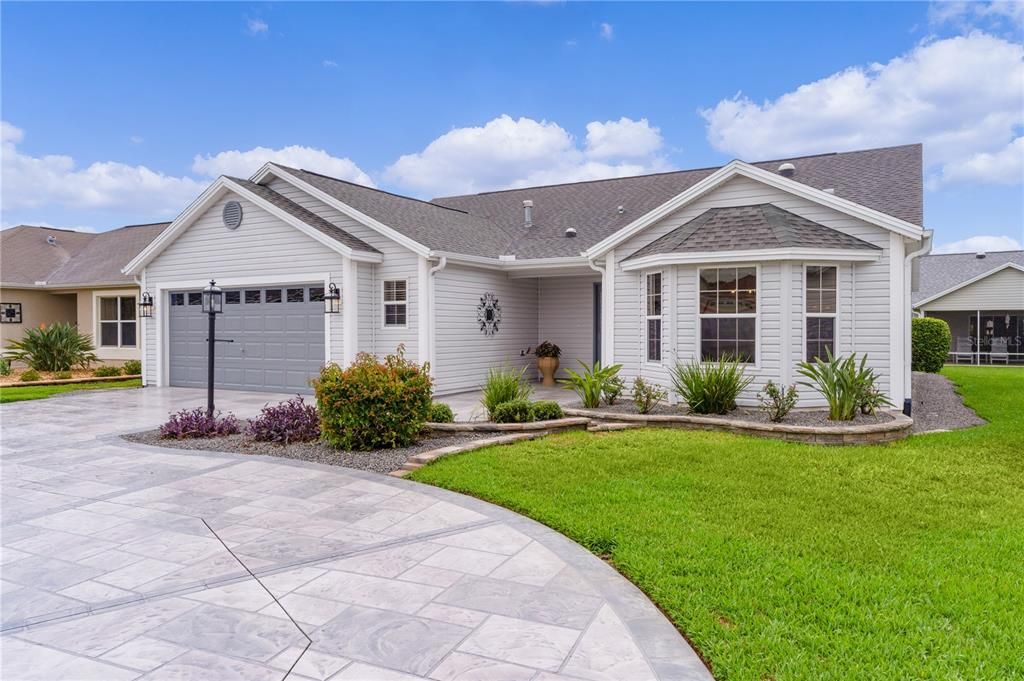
757, 381, 799, 422
160, 408, 240, 439
247, 396, 320, 444
313, 346, 432, 450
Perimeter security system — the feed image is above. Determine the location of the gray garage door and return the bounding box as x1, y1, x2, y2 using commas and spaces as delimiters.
168, 284, 325, 393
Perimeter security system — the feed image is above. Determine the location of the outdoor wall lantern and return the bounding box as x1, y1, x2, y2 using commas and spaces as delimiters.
138, 291, 154, 319
324, 283, 341, 314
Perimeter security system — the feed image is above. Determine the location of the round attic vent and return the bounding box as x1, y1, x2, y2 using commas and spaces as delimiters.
222, 201, 243, 230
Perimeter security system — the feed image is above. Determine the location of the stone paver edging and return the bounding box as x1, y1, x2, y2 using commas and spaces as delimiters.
563, 407, 913, 445
427, 417, 591, 433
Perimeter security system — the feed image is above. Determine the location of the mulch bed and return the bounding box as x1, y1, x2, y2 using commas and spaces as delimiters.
574, 401, 895, 426
122, 424, 492, 474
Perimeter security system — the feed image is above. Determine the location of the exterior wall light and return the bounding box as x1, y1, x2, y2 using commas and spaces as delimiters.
201, 280, 223, 315
138, 291, 154, 318
324, 282, 341, 314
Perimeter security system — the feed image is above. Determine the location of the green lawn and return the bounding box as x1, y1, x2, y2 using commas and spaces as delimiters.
411, 367, 1024, 680
0, 378, 142, 404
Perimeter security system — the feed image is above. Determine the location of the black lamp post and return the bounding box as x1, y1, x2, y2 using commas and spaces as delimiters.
324, 283, 341, 315
138, 291, 154, 319
201, 280, 223, 416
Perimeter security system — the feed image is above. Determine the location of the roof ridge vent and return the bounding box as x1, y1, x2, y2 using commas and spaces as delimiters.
777, 162, 796, 178
565, 227, 577, 238
976, 251, 987, 259
46, 235, 57, 246
523, 200, 534, 229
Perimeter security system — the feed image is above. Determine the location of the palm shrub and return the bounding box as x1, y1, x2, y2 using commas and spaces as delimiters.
911, 317, 951, 373
671, 356, 753, 415
481, 366, 533, 419
560, 361, 623, 409
313, 347, 433, 450
5, 322, 97, 372
796, 349, 892, 421
632, 377, 667, 414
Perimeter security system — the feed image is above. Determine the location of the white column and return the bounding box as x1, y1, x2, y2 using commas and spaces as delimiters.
976, 309, 981, 365
888, 233, 905, 405
417, 256, 431, 369
780, 261, 793, 385
342, 256, 358, 365
603, 249, 616, 365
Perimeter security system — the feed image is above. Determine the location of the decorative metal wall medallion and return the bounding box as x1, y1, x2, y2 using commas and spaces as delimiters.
0, 302, 22, 324
477, 293, 501, 335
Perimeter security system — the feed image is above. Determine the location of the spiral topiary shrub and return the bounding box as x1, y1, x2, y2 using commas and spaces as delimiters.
912, 317, 952, 373
313, 347, 433, 450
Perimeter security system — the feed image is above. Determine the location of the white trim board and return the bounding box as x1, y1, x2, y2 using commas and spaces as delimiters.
123, 177, 381, 275
585, 160, 924, 260
620, 247, 881, 271
912, 262, 1024, 309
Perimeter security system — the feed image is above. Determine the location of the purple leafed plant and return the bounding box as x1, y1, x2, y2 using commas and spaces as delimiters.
247, 396, 320, 444
160, 408, 241, 439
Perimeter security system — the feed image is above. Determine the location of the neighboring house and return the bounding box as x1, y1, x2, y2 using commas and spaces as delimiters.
0, 223, 168, 364
913, 251, 1024, 365
123, 144, 930, 407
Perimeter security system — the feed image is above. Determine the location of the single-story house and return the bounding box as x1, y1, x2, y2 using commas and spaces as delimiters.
0, 223, 168, 364
123, 143, 931, 407
913, 250, 1024, 364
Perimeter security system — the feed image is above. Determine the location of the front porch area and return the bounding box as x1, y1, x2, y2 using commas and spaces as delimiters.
924, 309, 1024, 365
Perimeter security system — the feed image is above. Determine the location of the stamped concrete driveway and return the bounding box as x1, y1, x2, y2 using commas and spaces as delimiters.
1, 387, 711, 681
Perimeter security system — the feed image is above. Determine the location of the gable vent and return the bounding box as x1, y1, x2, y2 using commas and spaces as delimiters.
222, 201, 243, 230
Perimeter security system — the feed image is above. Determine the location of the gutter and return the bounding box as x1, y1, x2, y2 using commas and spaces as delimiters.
427, 256, 448, 377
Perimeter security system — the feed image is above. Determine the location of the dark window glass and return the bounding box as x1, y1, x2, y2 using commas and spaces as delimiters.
646, 273, 662, 316
225, 291, 241, 304
309, 287, 325, 302
287, 288, 305, 303
120, 322, 137, 347
245, 290, 261, 304
385, 305, 407, 326
170, 293, 185, 306
120, 297, 137, 321
100, 323, 118, 347
806, 266, 837, 314
100, 297, 118, 321
700, 315, 756, 363
806, 316, 835, 361
647, 318, 662, 362
383, 280, 407, 326
188, 292, 202, 306
264, 289, 282, 303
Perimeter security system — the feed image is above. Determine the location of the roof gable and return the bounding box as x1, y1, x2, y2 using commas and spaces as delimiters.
914, 258, 1024, 307
913, 250, 1024, 305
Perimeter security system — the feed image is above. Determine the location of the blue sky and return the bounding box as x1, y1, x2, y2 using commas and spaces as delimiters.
2, 1, 1022, 253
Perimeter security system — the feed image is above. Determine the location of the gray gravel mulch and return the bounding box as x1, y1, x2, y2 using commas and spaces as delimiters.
122, 425, 491, 474
573, 400, 894, 426
910, 371, 986, 434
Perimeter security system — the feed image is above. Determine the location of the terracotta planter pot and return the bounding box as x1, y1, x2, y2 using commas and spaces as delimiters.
537, 356, 559, 387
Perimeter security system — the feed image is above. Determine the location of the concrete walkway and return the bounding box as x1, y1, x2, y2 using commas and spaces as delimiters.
1, 387, 710, 681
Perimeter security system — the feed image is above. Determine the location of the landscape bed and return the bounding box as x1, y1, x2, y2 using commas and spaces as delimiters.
0, 378, 142, 404
410, 367, 1023, 680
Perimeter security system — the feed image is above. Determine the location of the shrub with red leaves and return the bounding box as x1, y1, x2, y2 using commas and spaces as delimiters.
247, 396, 320, 444
160, 408, 240, 439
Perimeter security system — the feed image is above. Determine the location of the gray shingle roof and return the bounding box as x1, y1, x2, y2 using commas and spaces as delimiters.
272, 166, 515, 257
1, 223, 168, 287
228, 177, 380, 254
913, 251, 1024, 305
625, 204, 882, 261
431, 144, 923, 258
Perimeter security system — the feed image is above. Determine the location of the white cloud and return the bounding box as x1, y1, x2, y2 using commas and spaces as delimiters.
246, 18, 268, 35
585, 117, 663, 159
929, 1, 1024, 30
322, 59, 338, 68
384, 114, 670, 196
191, 145, 374, 186
933, 234, 1023, 253
937, 136, 1024, 185
701, 32, 1024, 187
1, 121, 205, 214
599, 22, 614, 40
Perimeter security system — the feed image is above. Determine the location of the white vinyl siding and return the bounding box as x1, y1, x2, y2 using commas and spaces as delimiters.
538, 276, 599, 377
266, 177, 422, 362
922, 267, 1024, 311
613, 174, 894, 404
433, 264, 539, 395
141, 192, 344, 385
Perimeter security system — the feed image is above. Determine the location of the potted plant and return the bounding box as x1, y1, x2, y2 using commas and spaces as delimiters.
534, 341, 561, 386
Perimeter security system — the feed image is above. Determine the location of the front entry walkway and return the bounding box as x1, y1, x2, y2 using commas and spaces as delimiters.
1, 387, 710, 681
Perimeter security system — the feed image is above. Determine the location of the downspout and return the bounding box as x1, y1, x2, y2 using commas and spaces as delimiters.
427, 256, 448, 377
133, 275, 146, 387
587, 259, 606, 366
903, 229, 933, 415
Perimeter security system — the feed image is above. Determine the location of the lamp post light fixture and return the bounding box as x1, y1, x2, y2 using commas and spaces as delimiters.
138, 291, 154, 319
324, 282, 341, 314
202, 280, 224, 417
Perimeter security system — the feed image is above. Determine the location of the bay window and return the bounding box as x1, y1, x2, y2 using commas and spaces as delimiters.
645, 272, 662, 362
99, 295, 137, 347
699, 267, 756, 363
806, 265, 837, 361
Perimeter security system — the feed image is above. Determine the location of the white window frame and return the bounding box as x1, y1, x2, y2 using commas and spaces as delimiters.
696, 264, 760, 367
643, 271, 664, 364
382, 278, 408, 329
97, 294, 138, 348
804, 263, 838, 362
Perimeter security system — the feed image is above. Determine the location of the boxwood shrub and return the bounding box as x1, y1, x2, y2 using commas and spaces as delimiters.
122, 359, 142, 375
19, 369, 41, 382
529, 400, 564, 421
93, 365, 122, 377
912, 317, 951, 373
428, 402, 454, 423
492, 399, 535, 424
313, 348, 432, 450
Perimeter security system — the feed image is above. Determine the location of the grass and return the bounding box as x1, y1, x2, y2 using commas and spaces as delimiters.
0, 378, 142, 404
411, 367, 1024, 680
